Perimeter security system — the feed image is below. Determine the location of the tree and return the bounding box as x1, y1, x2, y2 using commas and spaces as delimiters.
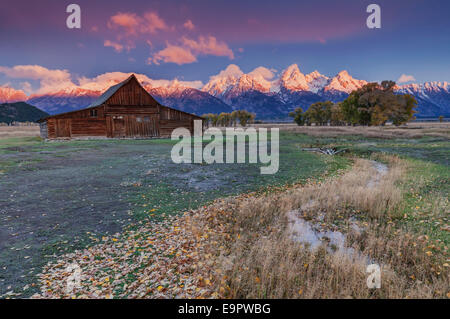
218, 112, 231, 127
339, 81, 417, 126
210, 113, 219, 127
231, 111, 239, 127
390, 94, 417, 126
236, 110, 255, 127
330, 103, 345, 126
201, 113, 215, 128
305, 101, 333, 126
289, 107, 305, 126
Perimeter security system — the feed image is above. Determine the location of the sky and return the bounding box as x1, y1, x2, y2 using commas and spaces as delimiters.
0, 0, 449, 95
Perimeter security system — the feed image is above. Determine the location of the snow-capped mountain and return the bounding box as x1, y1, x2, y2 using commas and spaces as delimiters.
305, 71, 329, 93
27, 88, 101, 114
320, 70, 368, 101
279, 64, 310, 93
147, 80, 232, 115
395, 81, 450, 117
202, 66, 273, 102
0, 87, 28, 103
201, 64, 370, 117
202, 72, 240, 98
323, 70, 367, 94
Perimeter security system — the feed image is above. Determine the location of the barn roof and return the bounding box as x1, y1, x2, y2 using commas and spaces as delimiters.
88, 74, 136, 108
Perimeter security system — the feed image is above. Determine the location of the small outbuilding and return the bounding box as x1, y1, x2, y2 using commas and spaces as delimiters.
38, 74, 203, 139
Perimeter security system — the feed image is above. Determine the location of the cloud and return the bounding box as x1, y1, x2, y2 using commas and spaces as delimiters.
0, 65, 75, 94
78, 72, 202, 91
148, 36, 234, 65
148, 44, 197, 65
107, 12, 141, 35
183, 20, 195, 30
104, 40, 124, 53
248, 66, 276, 80
21, 82, 33, 95
209, 64, 244, 81
105, 11, 170, 54
143, 12, 168, 34
397, 74, 416, 83
181, 36, 234, 59
0, 65, 204, 95
107, 11, 168, 35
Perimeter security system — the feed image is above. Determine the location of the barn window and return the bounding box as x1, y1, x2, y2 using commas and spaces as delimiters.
136, 117, 142, 123
90, 109, 98, 117
143, 116, 150, 123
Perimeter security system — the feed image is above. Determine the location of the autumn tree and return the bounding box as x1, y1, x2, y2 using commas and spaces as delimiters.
304, 101, 333, 126
289, 107, 306, 126
339, 81, 417, 126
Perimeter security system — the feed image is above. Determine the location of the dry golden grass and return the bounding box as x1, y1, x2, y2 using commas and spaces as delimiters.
194, 155, 449, 298
253, 122, 450, 139
0, 126, 40, 138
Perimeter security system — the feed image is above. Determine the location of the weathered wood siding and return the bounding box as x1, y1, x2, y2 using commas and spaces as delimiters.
159, 106, 200, 137
106, 79, 159, 107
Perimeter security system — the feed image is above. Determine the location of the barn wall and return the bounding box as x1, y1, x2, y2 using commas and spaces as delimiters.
70, 119, 107, 137
159, 106, 202, 137
47, 119, 56, 138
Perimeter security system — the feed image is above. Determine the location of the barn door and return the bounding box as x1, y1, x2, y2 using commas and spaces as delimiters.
113, 117, 125, 138
142, 116, 159, 137
130, 116, 159, 137
56, 119, 71, 138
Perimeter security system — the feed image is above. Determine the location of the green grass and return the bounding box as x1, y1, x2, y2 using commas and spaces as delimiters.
397, 158, 449, 246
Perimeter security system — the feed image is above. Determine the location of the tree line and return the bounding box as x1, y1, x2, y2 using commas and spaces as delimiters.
201, 110, 256, 127
290, 81, 418, 126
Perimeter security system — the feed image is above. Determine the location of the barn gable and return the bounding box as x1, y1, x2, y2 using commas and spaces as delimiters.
89, 74, 159, 108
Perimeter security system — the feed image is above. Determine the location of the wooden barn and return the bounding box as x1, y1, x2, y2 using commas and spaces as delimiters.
38, 74, 203, 139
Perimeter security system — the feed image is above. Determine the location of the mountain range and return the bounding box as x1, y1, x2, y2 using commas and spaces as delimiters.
1, 64, 449, 120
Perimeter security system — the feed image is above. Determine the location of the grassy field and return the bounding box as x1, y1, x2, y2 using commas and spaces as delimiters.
0, 123, 448, 298
0, 126, 40, 139
0, 133, 347, 297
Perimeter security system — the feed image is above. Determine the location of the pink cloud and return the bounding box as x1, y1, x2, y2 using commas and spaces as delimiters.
148, 36, 234, 65
397, 74, 416, 83
143, 12, 168, 34
108, 12, 141, 35
181, 36, 234, 59
107, 11, 168, 35
148, 44, 197, 65
104, 40, 124, 53
183, 20, 195, 31
105, 11, 170, 54
0, 65, 75, 94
